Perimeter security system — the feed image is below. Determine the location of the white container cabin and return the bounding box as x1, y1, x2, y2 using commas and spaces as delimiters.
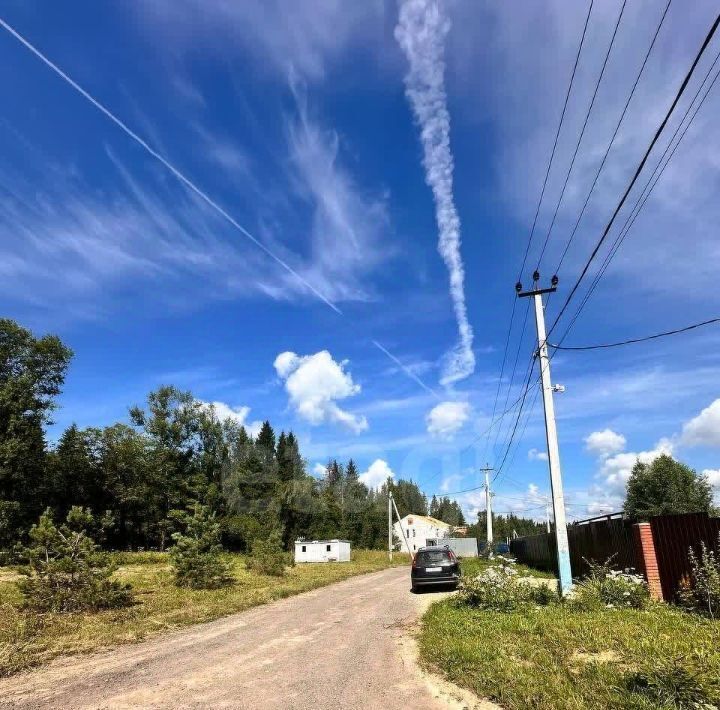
294, 539, 351, 563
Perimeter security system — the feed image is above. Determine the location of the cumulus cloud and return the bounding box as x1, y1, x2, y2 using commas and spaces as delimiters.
426, 401, 470, 440
702, 468, 720, 487
681, 398, 720, 447
528, 448, 549, 462
360, 459, 394, 489
198, 401, 263, 438
312, 462, 327, 478
595, 438, 674, 496
584, 429, 627, 458
273, 350, 368, 433
395, 0, 475, 386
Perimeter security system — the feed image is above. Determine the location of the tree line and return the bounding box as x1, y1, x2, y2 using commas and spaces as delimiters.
0, 319, 435, 554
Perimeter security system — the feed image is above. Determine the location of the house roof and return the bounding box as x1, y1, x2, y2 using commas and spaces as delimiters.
398, 514, 452, 528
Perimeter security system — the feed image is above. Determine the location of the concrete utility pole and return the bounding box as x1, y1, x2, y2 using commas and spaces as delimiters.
518, 272, 572, 595
482, 465, 494, 546
388, 492, 393, 561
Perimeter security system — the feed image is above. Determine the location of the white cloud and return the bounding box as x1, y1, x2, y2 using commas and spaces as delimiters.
701, 469, 720, 487
312, 462, 327, 478
283, 88, 392, 302
426, 401, 470, 440
595, 437, 674, 496
395, 0, 475, 386
439, 474, 462, 493
198, 401, 263, 438
682, 399, 720, 447
273, 350, 368, 433
584, 429, 627, 458
528, 448, 549, 462
360, 458, 394, 489
136, 0, 384, 82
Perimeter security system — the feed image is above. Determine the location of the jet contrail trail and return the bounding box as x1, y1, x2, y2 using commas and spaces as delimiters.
395, 0, 475, 386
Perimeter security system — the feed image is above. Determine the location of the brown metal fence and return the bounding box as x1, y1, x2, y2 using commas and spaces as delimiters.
510, 511, 720, 597
510, 513, 638, 577
649, 512, 720, 600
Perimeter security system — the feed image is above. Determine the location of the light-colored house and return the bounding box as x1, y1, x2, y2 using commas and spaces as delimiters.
294, 539, 351, 563
393, 514, 452, 553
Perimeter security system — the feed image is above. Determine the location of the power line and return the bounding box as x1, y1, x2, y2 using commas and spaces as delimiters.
550, 317, 720, 351
554, 0, 673, 274
557, 48, 720, 342
535, 0, 628, 268
547, 12, 720, 341
483, 0, 594, 463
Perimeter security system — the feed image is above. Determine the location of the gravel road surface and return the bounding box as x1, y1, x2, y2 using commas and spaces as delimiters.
0, 566, 480, 709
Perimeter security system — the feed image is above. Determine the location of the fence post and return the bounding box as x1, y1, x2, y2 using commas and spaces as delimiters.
632, 522, 663, 600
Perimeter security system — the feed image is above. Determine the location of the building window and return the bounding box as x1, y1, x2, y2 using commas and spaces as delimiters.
412, 529, 416, 538
413, 544, 416, 550
326, 544, 331, 552
302, 546, 306, 552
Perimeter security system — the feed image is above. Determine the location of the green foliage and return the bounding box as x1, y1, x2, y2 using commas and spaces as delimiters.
429, 495, 465, 526
246, 530, 290, 577
623, 656, 720, 709
0, 319, 72, 547
18, 507, 133, 612
569, 558, 650, 611
470, 511, 544, 543
169, 504, 233, 589
677, 535, 720, 619
456, 556, 556, 611
624, 454, 714, 521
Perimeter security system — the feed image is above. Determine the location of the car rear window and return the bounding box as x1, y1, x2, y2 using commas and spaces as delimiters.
416, 550, 452, 565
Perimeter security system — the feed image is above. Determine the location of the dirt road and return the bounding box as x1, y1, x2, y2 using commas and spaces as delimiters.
0, 567, 480, 709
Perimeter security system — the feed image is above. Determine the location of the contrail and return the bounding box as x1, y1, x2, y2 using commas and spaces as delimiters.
395, 0, 475, 386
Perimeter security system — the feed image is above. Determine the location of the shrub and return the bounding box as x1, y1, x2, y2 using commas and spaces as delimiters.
169, 504, 233, 590
246, 531, 290, 577
624, 656, 719, 709
677, 536, 720, 619
457, 556, 556, 611
18, 507, 133, 612
569, 558, 650, 611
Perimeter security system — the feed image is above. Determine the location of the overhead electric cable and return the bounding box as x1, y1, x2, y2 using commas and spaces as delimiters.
554, 0, 672, 273
557, 50, 720, 341
535, 0, 628, 267
550, 317, 720, 351
547, 12, 720, 341
483, 0, 594, 463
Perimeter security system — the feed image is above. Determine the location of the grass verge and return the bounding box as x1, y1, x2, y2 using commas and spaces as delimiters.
460, 557, 555, 580
0, 549, 408, 678
419, 599, 720, 709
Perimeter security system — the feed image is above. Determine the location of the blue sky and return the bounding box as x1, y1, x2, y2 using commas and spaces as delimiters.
1, 0, 719, 521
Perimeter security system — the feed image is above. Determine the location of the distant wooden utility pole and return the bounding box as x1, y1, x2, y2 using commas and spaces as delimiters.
481, 465, 494, 546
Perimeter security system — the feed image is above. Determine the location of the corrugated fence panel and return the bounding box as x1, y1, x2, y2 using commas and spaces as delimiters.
650, 513, 720, 601
510, 514, 638, 578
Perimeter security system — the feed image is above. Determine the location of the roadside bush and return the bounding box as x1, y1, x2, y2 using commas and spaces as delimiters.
677, 535, 720, 619
457, 556, 556, 611
569, 559, 650, 611
169, 504, 233, 590
623, 656, 720, 709
18, 507, 133, 612
246, 530, 290, 577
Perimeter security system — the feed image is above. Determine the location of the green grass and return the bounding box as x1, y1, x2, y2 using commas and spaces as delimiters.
0, 549, 408, 678
460, 557, 555, 580
419, 600, 720, 709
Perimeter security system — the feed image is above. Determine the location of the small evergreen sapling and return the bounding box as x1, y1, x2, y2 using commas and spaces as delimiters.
19, 507, 133, 612
169, 504, 233, 589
